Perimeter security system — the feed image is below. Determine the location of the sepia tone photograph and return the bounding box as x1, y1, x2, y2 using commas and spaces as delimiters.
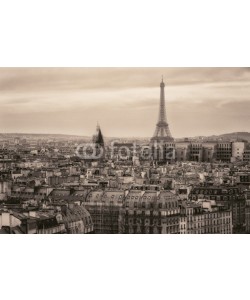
2, 1, 250, 300
0, 67, 250, 234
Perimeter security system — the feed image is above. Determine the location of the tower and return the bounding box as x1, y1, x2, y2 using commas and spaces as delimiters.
151, 77, 174, 143
92, 123, 105, 161
150, 78, 175, 163
93, 123, 104, 147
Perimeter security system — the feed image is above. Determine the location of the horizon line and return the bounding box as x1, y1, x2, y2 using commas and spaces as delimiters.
0, 131, 249, 140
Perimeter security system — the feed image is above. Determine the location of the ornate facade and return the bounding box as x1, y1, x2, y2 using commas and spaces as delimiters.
119, 190, 180, 234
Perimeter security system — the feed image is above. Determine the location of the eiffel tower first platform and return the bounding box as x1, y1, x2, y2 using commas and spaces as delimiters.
150, 78, 175, 162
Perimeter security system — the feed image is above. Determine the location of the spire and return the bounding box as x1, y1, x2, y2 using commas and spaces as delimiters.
93, 123, 104, 146
160, 76, 165, 88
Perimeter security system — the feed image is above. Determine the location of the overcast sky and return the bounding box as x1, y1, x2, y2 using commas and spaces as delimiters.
0, 67, 249, 138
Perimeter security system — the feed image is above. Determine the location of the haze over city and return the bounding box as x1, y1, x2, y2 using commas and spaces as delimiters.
0, 67, 249, 138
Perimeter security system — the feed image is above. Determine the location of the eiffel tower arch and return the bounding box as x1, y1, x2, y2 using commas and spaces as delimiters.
150, 79, 175, 163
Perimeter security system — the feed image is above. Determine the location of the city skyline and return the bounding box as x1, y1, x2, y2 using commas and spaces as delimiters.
0, 67, 250, 138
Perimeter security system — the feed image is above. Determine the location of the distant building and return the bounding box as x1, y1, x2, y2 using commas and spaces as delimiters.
175, 142, 190, 162
109, 142, 135, 161
189, 143, 203, 162
216, 142, 233, 162
231, 142, 245, 162
243, 149, 250, 163
174, 141, 245, 163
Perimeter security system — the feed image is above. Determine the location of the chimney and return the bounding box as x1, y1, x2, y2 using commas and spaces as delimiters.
29, 211, 37, 218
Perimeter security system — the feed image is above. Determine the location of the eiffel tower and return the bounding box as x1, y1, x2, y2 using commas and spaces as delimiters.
151, 78, 174, 143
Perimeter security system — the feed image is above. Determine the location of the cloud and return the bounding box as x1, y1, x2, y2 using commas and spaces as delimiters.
0, 68, 249, 137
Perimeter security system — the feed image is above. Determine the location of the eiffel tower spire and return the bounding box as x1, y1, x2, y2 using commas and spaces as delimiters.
151, 78, 174, 142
